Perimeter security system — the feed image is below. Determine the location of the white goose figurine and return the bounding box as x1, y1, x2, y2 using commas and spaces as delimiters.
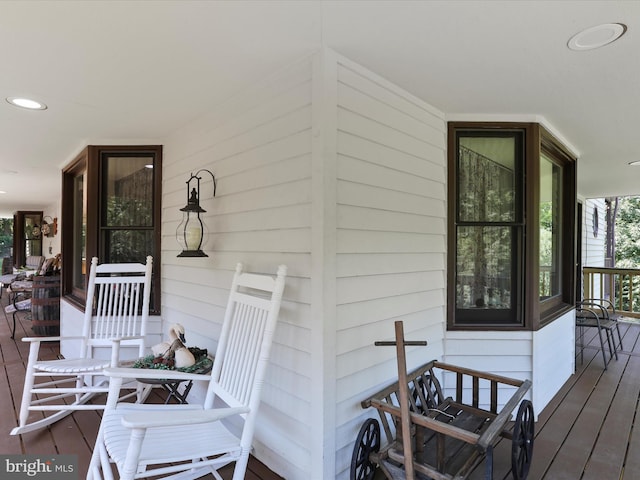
166, 338, 196, 368
151, 323, 187, 357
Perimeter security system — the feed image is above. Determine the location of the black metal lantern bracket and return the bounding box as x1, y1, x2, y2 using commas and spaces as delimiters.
176, 169, 217, 257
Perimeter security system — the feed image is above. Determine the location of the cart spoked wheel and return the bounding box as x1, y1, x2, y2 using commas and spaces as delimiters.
411, 374, 443, 413
351, 418, 381, 480
511, 400, 534, 480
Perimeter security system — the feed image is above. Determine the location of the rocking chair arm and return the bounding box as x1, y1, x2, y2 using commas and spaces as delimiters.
110, 335, 144, 343
21, 335, 86, 343
121, 406, 250, 429
104, 366, 210, 383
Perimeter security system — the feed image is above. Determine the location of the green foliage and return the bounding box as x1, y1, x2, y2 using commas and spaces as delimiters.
614, 197, 640, 312
105, 196, 152, 264
615, 197, 640, 267
0, 218, 13, 259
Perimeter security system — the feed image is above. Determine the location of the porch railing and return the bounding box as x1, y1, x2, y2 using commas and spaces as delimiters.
583, 266, 640, 318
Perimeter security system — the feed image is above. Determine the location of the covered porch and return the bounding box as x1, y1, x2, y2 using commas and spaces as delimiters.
4, 292, 640, 479
1, 4, 639, 478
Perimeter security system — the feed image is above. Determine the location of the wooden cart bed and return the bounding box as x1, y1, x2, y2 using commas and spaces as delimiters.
351, 322, 534, 480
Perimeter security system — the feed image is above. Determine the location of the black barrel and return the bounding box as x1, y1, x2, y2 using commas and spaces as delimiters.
31, 275, 60, 336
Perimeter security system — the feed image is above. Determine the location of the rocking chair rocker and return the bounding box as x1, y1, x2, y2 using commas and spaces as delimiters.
88, 262, 286, 480
11, 256, 153, 435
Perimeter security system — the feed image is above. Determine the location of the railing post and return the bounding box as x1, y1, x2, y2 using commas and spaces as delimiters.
583, 270, 591, 300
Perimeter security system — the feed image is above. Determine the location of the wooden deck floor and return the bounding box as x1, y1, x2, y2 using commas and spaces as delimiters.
469, 318, 640, 480
0, 291, 282, 480
4, 289, 640, 480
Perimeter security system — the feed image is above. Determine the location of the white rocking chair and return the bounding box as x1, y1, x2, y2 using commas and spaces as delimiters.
11, 256, 153, 436
88, 263, 287, 480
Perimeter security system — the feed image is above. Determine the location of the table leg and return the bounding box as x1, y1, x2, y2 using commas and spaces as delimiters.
162, 381, 193, 404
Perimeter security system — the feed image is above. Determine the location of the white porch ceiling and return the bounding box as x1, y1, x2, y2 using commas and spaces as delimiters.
1, 0, 638, 217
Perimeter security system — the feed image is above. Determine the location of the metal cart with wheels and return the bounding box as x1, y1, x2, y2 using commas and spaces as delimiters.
351, 321, 534, 480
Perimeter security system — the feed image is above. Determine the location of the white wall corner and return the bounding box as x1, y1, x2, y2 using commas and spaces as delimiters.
310, 47, 339, 480
531, 311, 575, 417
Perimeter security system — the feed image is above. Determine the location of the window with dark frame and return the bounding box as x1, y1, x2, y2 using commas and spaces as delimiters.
452, 129, 525, 326
62, 145, 162, 314
447, 123, 576, 331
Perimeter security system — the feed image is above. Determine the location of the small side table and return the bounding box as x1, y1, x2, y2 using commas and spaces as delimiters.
136, 357, 213, 404
140, 377, 196, 404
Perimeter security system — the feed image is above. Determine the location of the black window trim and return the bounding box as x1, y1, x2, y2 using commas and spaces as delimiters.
61, 145, 162, 315
447, 122, 576, 331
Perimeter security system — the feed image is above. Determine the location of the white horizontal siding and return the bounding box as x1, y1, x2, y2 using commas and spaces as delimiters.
584, 197, 606, 269
333, 55, 446, 479
337, 180, 445, 217
161, 55, 314, 479
444, 330, 533, 412
444, 293, 575, 418
337, 289, 444, 331
153, 45, 580, 480
163, 59, 314, 171
532, 311, 574, 412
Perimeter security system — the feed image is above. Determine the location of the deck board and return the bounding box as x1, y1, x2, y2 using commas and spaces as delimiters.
0, 293, 283, 480
543, 353, 626, 479
487, 321, 640, 480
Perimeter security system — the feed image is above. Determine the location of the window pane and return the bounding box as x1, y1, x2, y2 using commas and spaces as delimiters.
458, 137, 516, 222
103, 156, 154, 227
23, 214, 42, 259
456, 226, 513, 310
540, 154, 561, 299
103, 230, 154, 264
73, 172, 87, 291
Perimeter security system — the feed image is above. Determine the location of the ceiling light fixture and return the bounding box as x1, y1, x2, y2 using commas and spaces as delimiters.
6, 96, 48, 110
568, 23, 627, 51
628, 160, 640, 166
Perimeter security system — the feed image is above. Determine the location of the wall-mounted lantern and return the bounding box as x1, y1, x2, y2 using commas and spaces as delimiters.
176, 169, 216, 257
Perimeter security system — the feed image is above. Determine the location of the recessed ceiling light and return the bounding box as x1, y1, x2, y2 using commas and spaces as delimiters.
568, 23, 627, 51
0, 191, 6, 194
629, 160, 640, 166
6, 96, 47, 110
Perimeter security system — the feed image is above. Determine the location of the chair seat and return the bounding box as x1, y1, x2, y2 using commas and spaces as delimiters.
576, 316, 618, 330
35, 358, 111, 373
103, 404, 241, 466
575, 303, 620, 370
8, 280, 34, 291
5, 298, 31, 313
0, 273, 17, 285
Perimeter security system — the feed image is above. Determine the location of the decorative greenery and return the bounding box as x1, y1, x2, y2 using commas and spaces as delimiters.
133, 349, 211, 374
